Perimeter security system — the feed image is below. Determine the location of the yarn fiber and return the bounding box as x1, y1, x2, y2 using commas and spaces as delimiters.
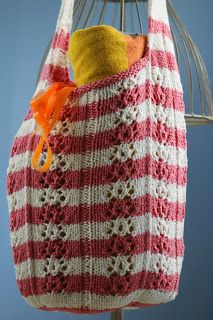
68, 24, 148, 86
6, 0, 188, 314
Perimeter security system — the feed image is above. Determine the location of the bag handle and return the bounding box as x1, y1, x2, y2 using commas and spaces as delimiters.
35, 0, 75, 94
149, 0, 170, 25
35, 0, 171, 95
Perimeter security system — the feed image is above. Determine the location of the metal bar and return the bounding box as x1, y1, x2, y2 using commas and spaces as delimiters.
112, 1, 119, 27
83, 0, 96, 28
98, 0, 107, 25
197, 48, 213, 116
167, 1, 194, 115
168, 0, 212, 119
170, 27, 180, 68
135, 0, 143, 33
89, 0, 99, 25
73, 0, 82, 15
168, 0, 212, 117
111, 309, 124, 320
130, 1, 135, 33
120, 0, 125, 32
124, 0, 126, 32
185, 114, 213, 126
172, 0, 210, 117
73, 0, 87, 30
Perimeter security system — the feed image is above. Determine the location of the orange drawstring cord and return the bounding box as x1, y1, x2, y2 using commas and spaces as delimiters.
30, 82, 77, 173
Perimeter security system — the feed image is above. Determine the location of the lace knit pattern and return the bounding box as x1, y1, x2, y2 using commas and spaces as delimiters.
7, 0, 188, 314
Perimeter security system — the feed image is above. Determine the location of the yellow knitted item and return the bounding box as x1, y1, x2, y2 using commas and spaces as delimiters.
68, 25, 147, 87
68, 25, 128, 87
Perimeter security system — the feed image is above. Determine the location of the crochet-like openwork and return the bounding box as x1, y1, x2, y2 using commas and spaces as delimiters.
7, 0, 187, 314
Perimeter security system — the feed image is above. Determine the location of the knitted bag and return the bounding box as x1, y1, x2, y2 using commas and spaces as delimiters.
7, 0, 188, 314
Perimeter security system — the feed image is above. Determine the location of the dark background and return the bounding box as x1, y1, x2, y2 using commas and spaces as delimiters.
0, 0, 212, 319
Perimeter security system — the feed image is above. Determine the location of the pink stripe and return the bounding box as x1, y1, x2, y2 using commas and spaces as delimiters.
40, 64, 70, 83
24, 80, 184, 123
51, 30, 70, 51
10, 194, 185, 232
39, 302, 157, 314
150, 50, 178, 71
11, 118, 186, 157
12, 235, 184, 264
17, 271, 179, 298
24, 108, 33, 121
148, 17, 173, 40
7, 155, 187, 195
62, 82, 184, 121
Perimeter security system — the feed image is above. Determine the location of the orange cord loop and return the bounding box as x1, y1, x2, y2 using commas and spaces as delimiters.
30, 82, 77, 173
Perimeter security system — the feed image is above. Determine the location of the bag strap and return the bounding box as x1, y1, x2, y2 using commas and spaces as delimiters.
35, 0, 171, 95
149, 0, 170, 26
35, 0, 75, 94
148, 0, 174, 53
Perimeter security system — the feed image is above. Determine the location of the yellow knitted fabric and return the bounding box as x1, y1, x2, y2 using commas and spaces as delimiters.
68, 25, 129, 87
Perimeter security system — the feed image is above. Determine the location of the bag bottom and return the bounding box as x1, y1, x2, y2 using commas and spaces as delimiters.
22, 290, 178, 314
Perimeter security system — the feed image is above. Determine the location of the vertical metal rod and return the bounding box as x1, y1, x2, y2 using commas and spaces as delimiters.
120, 0, 125, 32
167, 1, 194, 115
135, 0, 143, 34
112, 1, 119, 28
170, 27, 180, 68
197, 49, 213, 116
98, 0, 106, 25
73, 0, 87, 30
124, 0, 126, 32
83, 0, 96, 27
89, 0, 99, 26
168, 0, 212, 117
111, 309, 124, 320
130, 1, 135, 34
73, 0, 82, 15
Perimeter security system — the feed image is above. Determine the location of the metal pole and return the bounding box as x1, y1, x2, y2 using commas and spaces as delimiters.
120, 0, 125, 32
111, 309, 124, 320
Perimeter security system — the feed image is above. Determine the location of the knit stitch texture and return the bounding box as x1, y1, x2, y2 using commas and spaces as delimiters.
7, 0, 188, 314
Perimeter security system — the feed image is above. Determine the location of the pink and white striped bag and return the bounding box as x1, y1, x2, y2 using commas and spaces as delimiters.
7, 0, 188, 314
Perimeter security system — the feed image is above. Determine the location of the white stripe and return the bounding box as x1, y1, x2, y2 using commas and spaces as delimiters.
149, 33, 176, 57
7, 176, 186, 212
55, 1, 75, 32
8, 136, 187, 174
150, 66, 182, 91
34, 52, 69, 95
150, 0, 169, 25
76, 65, 182, 107
23, 289, 178, 309
15, 117, 37, 138
35, 79, 49, 95
15, 253, 183, 281
11, 213, 184, 246
44, 47, 69, 69
15, 97, 185, 139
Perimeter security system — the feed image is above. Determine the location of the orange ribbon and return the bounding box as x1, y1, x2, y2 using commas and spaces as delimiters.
30, 82, 77, 173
